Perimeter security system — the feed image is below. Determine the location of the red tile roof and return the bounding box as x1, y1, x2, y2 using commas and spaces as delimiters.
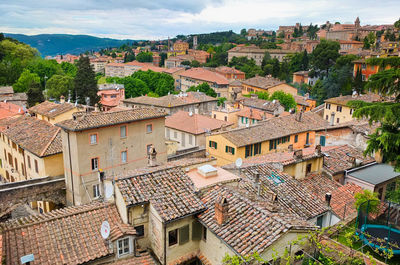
115, 167, 206, 222
0, 102, 24, 120
215, 66, 245, 75
180, 68, 229, 85
324, 93, 382, 105
29, 101, 76, 118
242, 76, 284, 89
111, 251, 157, 265
236, 107, 270, 120
165, 111, 232, 135
0, 203, 130, 265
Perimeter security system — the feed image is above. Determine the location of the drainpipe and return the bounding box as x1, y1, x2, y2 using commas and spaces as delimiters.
163, 222, 167, 265
67, 131, 75, 205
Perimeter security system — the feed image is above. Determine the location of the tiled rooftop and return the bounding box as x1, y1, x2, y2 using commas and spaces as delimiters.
56, 109, 166, 132
115, 167, 206, 222
215, 66, 245, 75
237, 96, 283, 113
111, 251, 157, 265
123, 92, 217, 108
0, 202, 130, 265
324, 93, 381, 105
321, 145, 375, 175
0, 102, 24, 120
179, 68, 229, 85
242, 76, 284, 89
199, 185, 315, 257
216, 111, 325, 147
2, 115, 62, 157
242, 164, 329, 220
187, 166, 240, 190
166, 111, 232, 135
29, 101, 76, 118
236, 107, 271, 120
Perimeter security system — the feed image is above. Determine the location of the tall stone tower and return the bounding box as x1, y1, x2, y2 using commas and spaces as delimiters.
355, 17, 360, 28
193, 36, 198, 50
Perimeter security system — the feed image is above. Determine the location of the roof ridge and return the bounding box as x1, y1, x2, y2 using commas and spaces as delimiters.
116, 165, 183, 181
40, 127, 61, 157
1, 202, 110, 231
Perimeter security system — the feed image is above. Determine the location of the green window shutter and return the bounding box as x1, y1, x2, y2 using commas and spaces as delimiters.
209, 141, 211, 147
179, 225, 189, 245
192, 221, 202, 241
215, 142, 217, 149
232, 148, 235, 155
225, 146, 228, 153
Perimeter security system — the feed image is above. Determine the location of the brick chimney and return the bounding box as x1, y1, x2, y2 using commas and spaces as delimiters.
295, 108, 304, 122
294, 149, 303, 159
215, 196, 229, 225
60, 95, 65, 104
315, 144, 322, 155
288, 144, 294, 152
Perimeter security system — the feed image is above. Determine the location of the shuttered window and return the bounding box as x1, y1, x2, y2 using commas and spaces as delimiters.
192, 221, 202, 240
179, 225, 189, 245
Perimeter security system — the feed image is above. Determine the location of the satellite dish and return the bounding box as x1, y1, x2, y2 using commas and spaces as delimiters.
235, 158, 243, 168
104, 182, 113, 199
101, 221, 110, 239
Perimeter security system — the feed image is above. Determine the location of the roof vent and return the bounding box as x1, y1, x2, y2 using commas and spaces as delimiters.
198, 164, 218, 178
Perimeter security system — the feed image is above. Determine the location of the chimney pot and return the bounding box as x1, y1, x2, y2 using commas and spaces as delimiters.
294, 149, 303, 159
315, 144, 322, 155
215, 196, 229, 225
60, 95, 65, 104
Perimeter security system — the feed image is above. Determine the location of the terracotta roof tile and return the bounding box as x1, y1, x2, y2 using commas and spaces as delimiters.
123, 92, 217, 108
56, 109, 166, 131
115, 167, 206, 222
0, 102, 24, 120
199, 184, 315, 257
179, 68, 229, 85
2, 115, 62, 157
217, 111, 325, 147
236, 107, 272, 120
321, 145, 375, 175
242, 76, 284, 89
111, 251, 157, 265
324, 93, 382, 105
237, 96, 284, 113
215, 66, 245, 75
29, 101, 76, 118
0, 202, 128, 265
166, 111, 232, 135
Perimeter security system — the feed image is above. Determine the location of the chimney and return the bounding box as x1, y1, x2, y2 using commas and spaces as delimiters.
315, 144, 322, 155
296, 109, 304, 122
288, 144, 294, 152
215, 196, 229, 225
94, 103, 100, 112
147, 144, 158, 167
325, 192, 332, 207
349, 156, 356, 167
294, 149, 303, 159
330, 112, 335, 126
60, 95, 65, 104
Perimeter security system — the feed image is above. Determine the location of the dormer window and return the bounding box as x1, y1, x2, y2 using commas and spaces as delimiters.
117, 237, 132, 257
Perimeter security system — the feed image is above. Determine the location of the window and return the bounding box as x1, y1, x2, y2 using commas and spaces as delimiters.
189, 135, 193, 145
166, 128, 170, 138
168, 229, 178, 246
181, 132, 185, 147
121, 151, 127, 164
294, 134, 299, 143
209, 141, 217, 149
14, 158, 18, 171
245, 144, 253, 157
90, 133, 98, 145
362, 74, 366, 81
134, 225, 145, 237
34, 160, 38, 173
174, 131, 178, 138
146, 124, 153, 133
202, 226, 207, 241
93, 184, 100, 198
350, 108, 354, 115
91, 157, 99, 171
306, 163, 312, 174
253, 143, 261, 155
224, 116, 227, 121
316, 216, 323, 228
306, 132, 310, 145
213, 114, 216, 118
362, 63, 366, 69
179, 225, 189, 245
117, 237, 131, 257
337, 118, 340, 123
225, 146, 235, 155
325, 103, 331, 110
336, 106, 342, 112
120, 125, 127, 138
325, 115, 328, 120
27, 156, 31, 169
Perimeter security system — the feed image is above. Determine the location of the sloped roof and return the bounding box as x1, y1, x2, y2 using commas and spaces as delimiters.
215, 66, 245, 75
235, 107, 272, 120
179, 68, 229, 85
0, 203, 129, 265
217, 111, 326, 147
29, 101, 76, 118
165, 111, 232, 135
3, 115, 62, 157
115, 167, 206, 223
238, 96, 283, 113
242, 76, 284, 89
123, 92, 217, 108
199, 185, 315, 257
0, 102, 24, 120
242, 164, 329, 220
324, 93, 382, 105
56, 109, 166, 132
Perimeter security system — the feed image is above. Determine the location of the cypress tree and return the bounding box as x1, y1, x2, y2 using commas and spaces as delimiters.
74, 56, 99, 106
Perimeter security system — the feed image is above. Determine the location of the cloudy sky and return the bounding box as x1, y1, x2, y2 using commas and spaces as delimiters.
1, 0, 399, 40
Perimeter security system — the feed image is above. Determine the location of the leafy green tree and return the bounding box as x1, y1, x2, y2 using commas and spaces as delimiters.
111, 52, 117, 58
310, 80, 327, 105
27, 58, 63, 87
13, 69, 41, 92
354, 190, 380, 213
307, 23, 319, 40
363, 37, 371, 49
190, 60, 200, 67
310, 40, 340, 77
74, 56, 99, 105
136, 52, 153, 62
270, 91, 296, 111
124, 52, 135, 63
27, 82, 45, 107
353, 67, 364, 94
187, 82, 217, 97
159, 52, 167, 67
271, 58, 280, 78
240, 29, 247, 36
217, 97, 227, 106
46, 74, 74, 100
60, 62, 77, 77
395, 18, 400, 30
181, 60, 191, 66
228, 56, 263, 78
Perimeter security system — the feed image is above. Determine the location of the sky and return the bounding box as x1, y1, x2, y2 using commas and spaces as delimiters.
0, 0, 399, 40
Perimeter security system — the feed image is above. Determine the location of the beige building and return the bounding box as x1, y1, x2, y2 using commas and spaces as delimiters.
123, 92, 218, 116
56, 109, 167, 206
165, 111, 233, 150
228, 45, 296, 65
242, 75, 298, 97
323, 93, 381, 125
29, 100, 83, 125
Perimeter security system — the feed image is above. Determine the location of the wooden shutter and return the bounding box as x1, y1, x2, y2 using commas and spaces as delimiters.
179, 225, 189, 245
192, 221, 202, 240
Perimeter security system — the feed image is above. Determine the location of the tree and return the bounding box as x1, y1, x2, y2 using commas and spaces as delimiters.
310, 80, 327, 105
310, 40, 340, 77
354, 190, 380, 213
46, 74, 74, 100
111, 52, 117, 58
13, 69, 41, 93
27, 82, 44, 107
190, 60, 200, 67
136, 52, 153, 62
240, 29, 247, 36
27, 58, 63, 87
228, 56, 263, 78
187, 82, 217, 97
159, 52, 167, 67
270, 91, 296, 111
60, 62, 77, 77
74, 56, 99, 105
353, 67, 364, 94
395, 18, 400, 30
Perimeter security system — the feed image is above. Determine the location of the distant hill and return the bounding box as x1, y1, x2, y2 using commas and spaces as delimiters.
4, 33, 137, 56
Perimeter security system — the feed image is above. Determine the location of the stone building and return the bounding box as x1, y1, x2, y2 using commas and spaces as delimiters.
228, 45, 295, 65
